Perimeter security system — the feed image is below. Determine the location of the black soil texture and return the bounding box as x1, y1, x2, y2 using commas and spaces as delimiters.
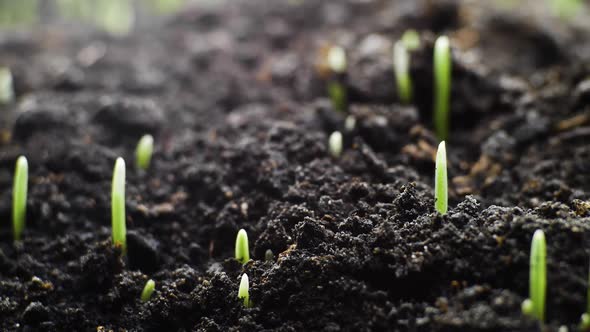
2, 1, 590, 331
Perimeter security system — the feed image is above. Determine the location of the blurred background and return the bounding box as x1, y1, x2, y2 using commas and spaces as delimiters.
0, 0, 222, 35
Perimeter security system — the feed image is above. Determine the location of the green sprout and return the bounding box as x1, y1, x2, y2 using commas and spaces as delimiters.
434, 141, 448, 214
329, 131, 343, 159
111, 157, 127, 251
141, 279, 155, 302
235, 229, 250, 265
327, 46, 347, 112
580, 260, 590, 331
135, 134, 154, 171
550, 0, 582, 20
12, 156, 28, 241
238, 273, 251, 308
401, 29, 421, 51
344, 115, 356, 132
521, 229, 546, 323
0, 67, 14, 105
393, 41, 413, 104
265, 249, 274, 262
433, 36, 452, 141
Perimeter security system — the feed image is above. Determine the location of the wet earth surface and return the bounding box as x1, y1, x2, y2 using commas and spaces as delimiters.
1, 0, 590, 331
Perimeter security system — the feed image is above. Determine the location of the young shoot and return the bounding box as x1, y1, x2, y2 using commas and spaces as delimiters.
12, 156, 28, 241
393, 41, 413, 104
401, 29, 421, 51
434, 141, 448, 214
344, 115, 356, 132
141, 279, 155, 302
580, 259, 590, 330
329, 131, 343, 159
327, 46, 347, 112
238, 273, 251, 308
111, 157, 127, 252
327, 46, 347, 74
265, 249, 274, 262
135, 134, 154, 171
433, 36, 452, 141
521, 229, 546, 323
0, 67, 14, 105
235, 229, 250, 265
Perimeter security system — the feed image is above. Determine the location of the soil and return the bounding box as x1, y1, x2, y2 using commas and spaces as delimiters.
1, 0, 590, 331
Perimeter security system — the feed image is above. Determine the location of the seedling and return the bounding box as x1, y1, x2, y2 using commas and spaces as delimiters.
265, 249, 274, 262
393, 41, 413, 104
0, 67, 14, 104
141, 279, 155, 302
327, 46, 347, 112
235, 229, 250, 265
111, 157, 127, 252
329, 131, 343, 158
579, 259, 590, 330
344, 115, 356, 132
327, 46, 347, 74
550, 0, 582, 20
135, 134, 154, 171
401, 29, 421, 51
238, 273, 251, 308
521, 229, 546, 323
433, 36, 452, 141
12, 156, 28, 241
434, 141, 447, 214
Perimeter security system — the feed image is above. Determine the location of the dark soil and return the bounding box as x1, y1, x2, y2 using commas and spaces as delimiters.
2, 0, 590, 331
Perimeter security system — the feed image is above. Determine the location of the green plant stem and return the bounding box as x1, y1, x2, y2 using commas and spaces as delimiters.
434, 141, 448, 214
530, 229, 546, 323
433, 36, 451, 141
235, 229, 250, 265
135, 134, 154, 170
239, 273, 250, 308
393, 41, 412, 104
111, 157, 127, 251
141, 279, 155, 302
12, 156, 28, 241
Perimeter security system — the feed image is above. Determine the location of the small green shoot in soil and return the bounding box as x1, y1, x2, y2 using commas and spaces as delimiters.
344, 115, 356, 132
141, 279, 155, 302
111, 157, 127, 252
135, 134, 154, 171
12, 156, 28, 241
329, 131, 343, 158
521, 229, 546, 323
235, 229, 250, 265
327, 46, 347, 112
265, 249, 274, 262
550, 0, 582, 20
401, 29, 421, 51
433, 36, 451, 141
393, 41, 412, 104
239, 273, 251, 308
434, 141, 448, 214
580, 258, 590, 331
0, 67, 14, 105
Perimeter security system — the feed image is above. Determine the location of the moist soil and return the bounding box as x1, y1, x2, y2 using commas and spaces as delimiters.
1, 0, 590, 331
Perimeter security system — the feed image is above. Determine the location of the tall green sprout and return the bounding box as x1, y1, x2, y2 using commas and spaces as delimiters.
327, 46, 347, 113
111, 157, 127, 251
433, 36, 451, 141
135, 134, 154, 171
393, 41, 412, 104
0, 67, 14, 105
12, 156, 28, 241
238, 273, 251, 308
235, 229, 250, 265
434, 141, 447, 214
521, 229, 546, 324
